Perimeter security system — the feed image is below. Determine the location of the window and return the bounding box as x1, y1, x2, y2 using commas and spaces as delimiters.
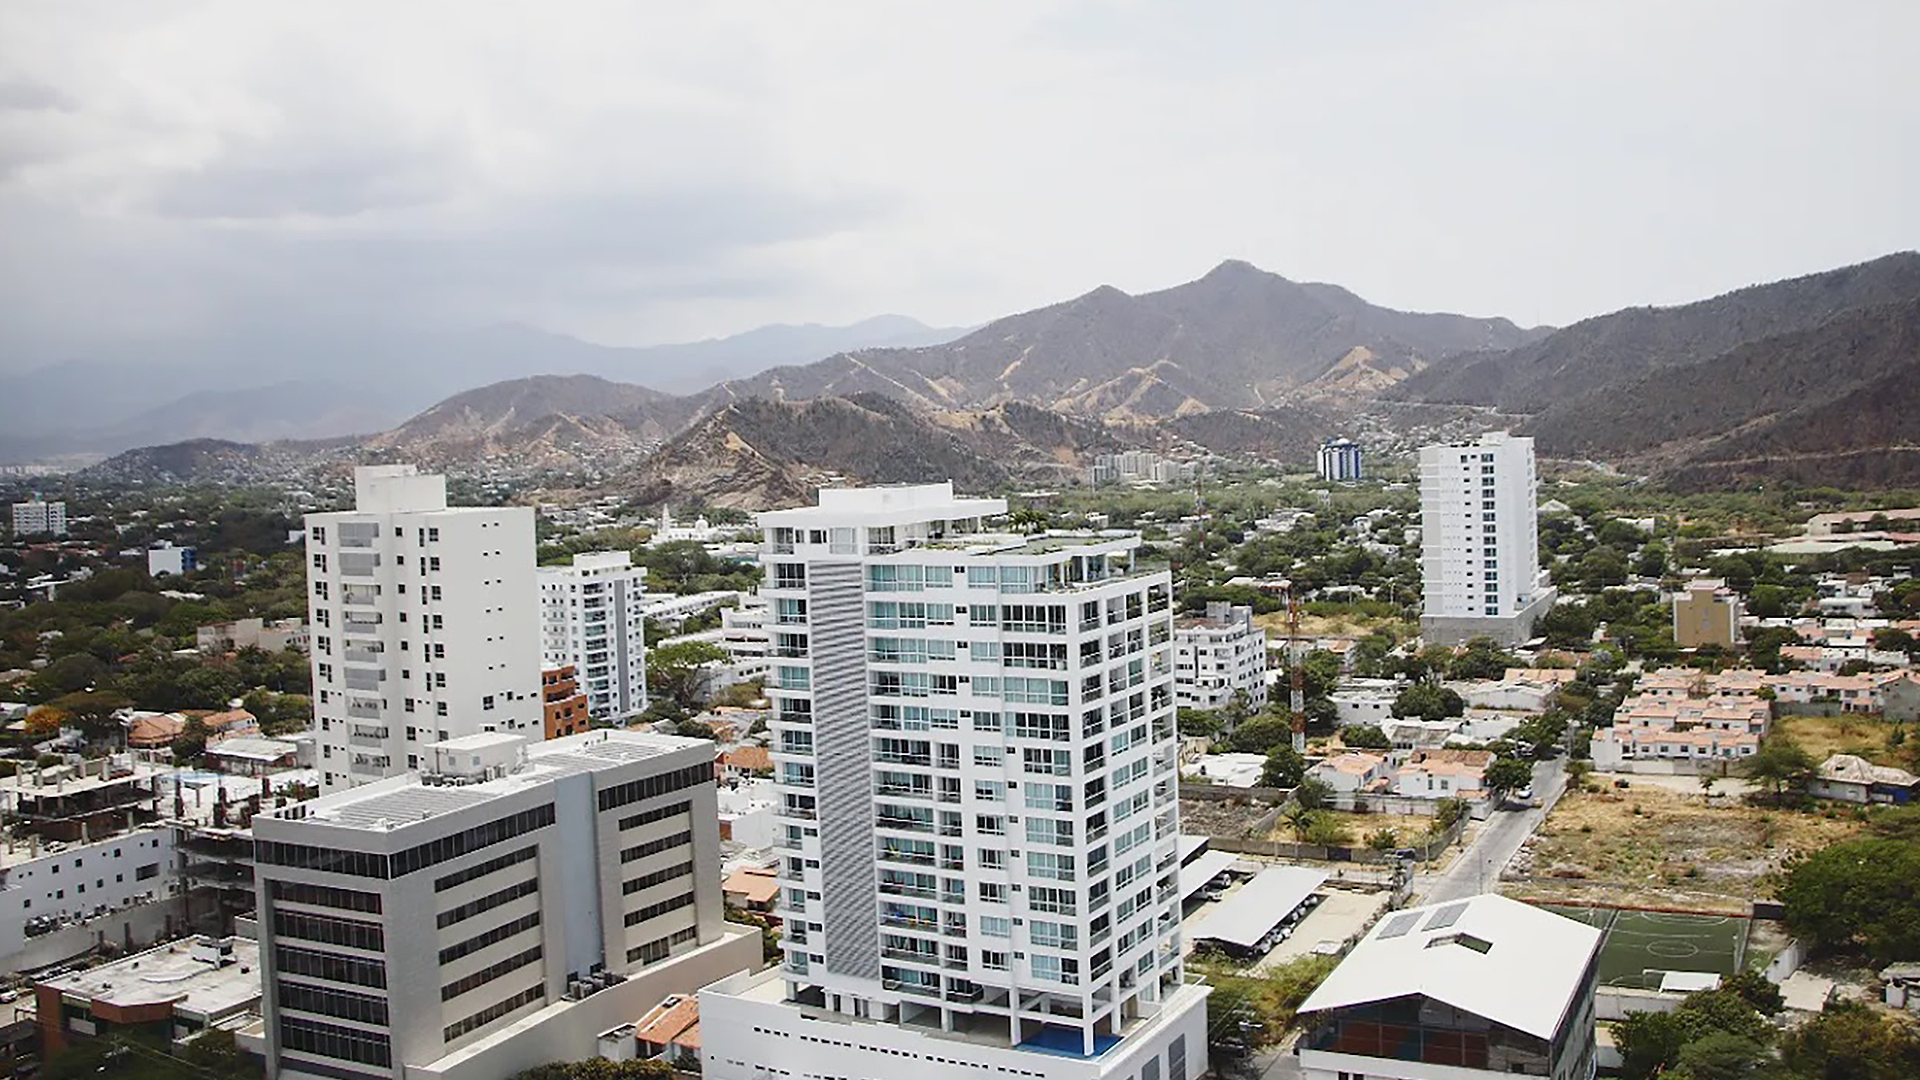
1027, 852, 1076, 882
280, 1016, 391, 1067
1029, 920, 1077, 949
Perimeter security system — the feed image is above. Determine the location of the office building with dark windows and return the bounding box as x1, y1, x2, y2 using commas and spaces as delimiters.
253, 729, 760, 1080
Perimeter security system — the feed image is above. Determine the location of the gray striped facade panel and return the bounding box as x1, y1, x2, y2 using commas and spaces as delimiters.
807, 560, 881, 980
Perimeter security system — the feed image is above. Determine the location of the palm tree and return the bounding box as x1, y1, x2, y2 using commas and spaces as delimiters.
1008, 508, 1049, 534
1281, 804, 1318, 842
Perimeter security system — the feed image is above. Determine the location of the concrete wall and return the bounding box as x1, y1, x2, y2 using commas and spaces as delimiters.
700, 969, 1209, 1080
402, 925, 761, 1080
5, 894, 179, 974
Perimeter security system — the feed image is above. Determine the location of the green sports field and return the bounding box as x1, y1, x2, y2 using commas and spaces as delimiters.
1539, 904, 1749, 989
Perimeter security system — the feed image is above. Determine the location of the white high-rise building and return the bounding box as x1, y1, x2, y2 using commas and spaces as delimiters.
1317, 438, 1364, 482
253, 729, 761, 1080
1418, 432, 1555, 646
699, 483, 1209, 1080
1172, 601, 1268, 714
11, 497, 67, 537
538, 551, 649, 723
305, 465, 541, 792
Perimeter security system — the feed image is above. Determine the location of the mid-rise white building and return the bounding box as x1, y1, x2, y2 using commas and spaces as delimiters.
253, 729, 761, 1080
1172, 601, 1268, 714
147, 541, 197, 577
701, 482, 1207, 1080
538, 551, 649, 724
1317, 438, 1364, 483
305, 465, 540, 793
1418, 432, 1555, 646
11, 497, 67, 537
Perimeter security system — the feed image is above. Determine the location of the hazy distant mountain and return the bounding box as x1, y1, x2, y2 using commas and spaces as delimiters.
699, 260, 1547, 422
1394, 252, 1920, 412
0, 315, 960, 461
611, 315, 966, 394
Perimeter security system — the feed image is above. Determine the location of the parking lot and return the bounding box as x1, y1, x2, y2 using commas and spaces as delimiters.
1180, 855, 1391, 971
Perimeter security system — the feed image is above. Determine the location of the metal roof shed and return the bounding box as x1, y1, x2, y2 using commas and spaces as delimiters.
1191, 865, 1328, 952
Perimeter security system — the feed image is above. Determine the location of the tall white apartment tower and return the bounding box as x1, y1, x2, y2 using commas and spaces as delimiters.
253, 730, 761, 1080
1418, 432, 1555, 646
305, 465, 541, 792
11, 497, 67, 537
538, 551, 649, 723
700, 483, 1209, 1080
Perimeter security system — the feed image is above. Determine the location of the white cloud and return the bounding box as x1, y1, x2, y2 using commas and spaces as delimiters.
1, 0, 1916, 366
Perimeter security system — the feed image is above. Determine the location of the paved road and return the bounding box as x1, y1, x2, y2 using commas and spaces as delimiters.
1416, 757, 1567, 905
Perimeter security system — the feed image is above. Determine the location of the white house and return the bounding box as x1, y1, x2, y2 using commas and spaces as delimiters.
1307, 752, 1392, 794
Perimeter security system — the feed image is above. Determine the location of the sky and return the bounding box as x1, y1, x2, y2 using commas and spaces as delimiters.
2, 0, 1917, 369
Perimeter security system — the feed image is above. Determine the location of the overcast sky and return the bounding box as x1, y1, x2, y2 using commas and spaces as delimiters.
2, 0, 1916, 369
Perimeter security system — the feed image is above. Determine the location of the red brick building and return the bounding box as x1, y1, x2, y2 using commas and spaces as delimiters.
543, 665, 590, 739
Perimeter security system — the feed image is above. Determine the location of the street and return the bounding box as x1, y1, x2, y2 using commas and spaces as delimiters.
1416, 756, 1568, 906
1242, 758, 1566, 1079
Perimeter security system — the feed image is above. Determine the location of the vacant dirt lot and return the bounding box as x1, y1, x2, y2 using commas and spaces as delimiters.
1775, 712, 1909, 768
1508, 782, 1865, 911
1264, 810, 1437, 848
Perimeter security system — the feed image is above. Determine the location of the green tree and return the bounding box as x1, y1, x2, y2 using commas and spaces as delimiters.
1294, 776, 1334, 810
1721, 970, 1784, 1017
1260, 743, 1306, 788
1339, 724, 1391, 750
1745, 583, 1792, 619
1738, 734, 1815, 805
645, 640, 729, 710
1279, 803, 1317, 841
1304, 813, 1352, 847
1580, 546, 1630, 588
48, 689, 131, 744
1506, 712, 1568, 759
1613, 1008, 1697, 1079
1537, 602, 1599, 648
1178, 708, 1223, 740
1482, 757, 1534, 799
1777, 999, 1920, 1080
172, 715, 211, 763
1365, 827, 1399, 851
1301, 650, 1345, 699
1228, 714, 1295, 754
1778, 838, 1920, 962
1391, 683, 1464, 722
1447, 637, 1514, 681
1670, 1031, 1768, 1080
1634, 542, 1669, 579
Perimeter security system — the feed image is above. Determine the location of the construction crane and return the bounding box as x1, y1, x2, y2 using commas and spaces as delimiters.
1286, 585, 1306, 752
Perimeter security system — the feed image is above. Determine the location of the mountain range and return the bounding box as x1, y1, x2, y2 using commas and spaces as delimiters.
76, 251, 1920, 499
0, 316, 962, 462
1392, 252, 1920, 485
697, 260, 1547, 422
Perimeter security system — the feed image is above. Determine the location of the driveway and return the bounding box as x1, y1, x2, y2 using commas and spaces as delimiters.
1416, 757, 1566, 905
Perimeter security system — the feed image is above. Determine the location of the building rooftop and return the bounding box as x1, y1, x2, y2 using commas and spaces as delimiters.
40, 936, 262, 1016
204, 736, 298, 763
757, 482, 1007, 528
1190, 865, 1328, 950
1299, 894, 1601, 1041
269, 729, 709, 834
